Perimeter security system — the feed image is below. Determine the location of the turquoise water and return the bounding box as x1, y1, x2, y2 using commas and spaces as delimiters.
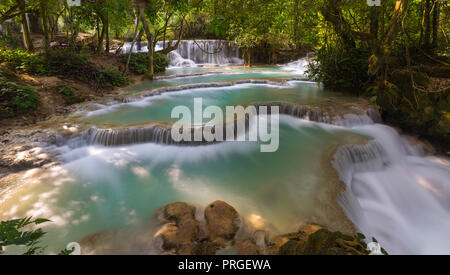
86, 82, 338, 127
124, 66, 303, 93
0, 116, 362, 253
0, 67, 366, 254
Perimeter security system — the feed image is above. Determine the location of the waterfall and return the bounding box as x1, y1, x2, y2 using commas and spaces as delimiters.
253, 102, 332, 124
333, 123, 450, 254
281, 58, 311, 75
122, 40, 243, 67
84, 117, 251, 147
166, 40, 242, 66
83, 101, 378, 148
86, 126, 175, 146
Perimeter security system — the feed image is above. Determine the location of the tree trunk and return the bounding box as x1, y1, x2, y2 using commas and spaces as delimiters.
69, 7, 80, 51
40, 0, 50, 56
18, 0, 33, 51
139, 8, 154, 79
105, 11, 110, 53
423, 0, 432, 49
431, 0, 439, 49
125, 11, 140, 73
97, 14, 106, 54
137, 28, 144, 50
369, 5, 380, 39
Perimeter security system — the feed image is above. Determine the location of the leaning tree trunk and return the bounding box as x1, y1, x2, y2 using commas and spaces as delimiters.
423, 0, 432, 49
139, 8, 154, 79
40, 0, 50, 56
97, 13, 106, 54
105, 11, 110, 53
18, 0, 33, 51
431, 0, 439, 49
125, 11, 140, 73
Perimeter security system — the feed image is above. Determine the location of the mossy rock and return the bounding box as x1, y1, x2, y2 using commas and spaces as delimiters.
278, 240, 305, 255
192, 242, 221, 255
279, 229, 369, 255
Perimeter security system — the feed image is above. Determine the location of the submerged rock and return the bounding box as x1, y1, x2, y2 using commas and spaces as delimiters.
153, 200, 242, 255
155, 202, 200, 255
204, 200, 240, 243
152, 200, 369, 255
236, 239, 263, 255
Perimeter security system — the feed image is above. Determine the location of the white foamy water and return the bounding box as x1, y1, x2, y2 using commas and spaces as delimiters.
122, 40, 243, 67
334, 122, 450, 254
281, 58, 311, 75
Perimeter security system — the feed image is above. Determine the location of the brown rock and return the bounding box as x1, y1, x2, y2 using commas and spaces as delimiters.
297, 223, 322, 236
236, 239, 263, 255
164, 202, 196, 223
204, 200, 240, 242
155, 202, 200, 254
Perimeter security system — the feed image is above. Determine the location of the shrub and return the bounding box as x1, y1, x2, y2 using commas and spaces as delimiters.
0, 48, 45, 73
0, 48, 129, 90
39, 49, 93, 77
307, 44, 370, 93
12, 86, 39, 110
153, 52, 169, 73
124, 53, 148, 74
58, 85, 84, 104
98, 68, 129, 87
123, 52, 168, 74
0, 72, 39, 113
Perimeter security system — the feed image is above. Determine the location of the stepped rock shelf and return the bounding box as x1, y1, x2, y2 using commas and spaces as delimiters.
0, 65, 449, 255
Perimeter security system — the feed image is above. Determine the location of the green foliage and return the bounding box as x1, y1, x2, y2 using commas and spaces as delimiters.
0, 217, 50, 255
11, 85, 39, 110
0, 48, 45, 73
0, 48, 129, 89
123, 52, 168, 74
124, 53, 148, 74
58, 247, 76, 255
0, 217, 73, 255
0, 72, 39, 113
307, 45, 370, 93
98, 68, 129, 87
37, 49, 92, 76
153, 52, 169, 73
58, 86, 72, 97
58, 85, 84, 104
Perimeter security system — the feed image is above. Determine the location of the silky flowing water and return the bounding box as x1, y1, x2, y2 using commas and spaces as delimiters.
1, 63, 450, 255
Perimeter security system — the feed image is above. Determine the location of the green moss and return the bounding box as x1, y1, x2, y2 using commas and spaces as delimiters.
278, 240, 304, 255
279, 229, 369, 255
192, 242, 220, 255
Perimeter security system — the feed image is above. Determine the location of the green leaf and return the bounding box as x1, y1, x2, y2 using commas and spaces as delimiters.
355, 232, 366, 241
34, 218, 51, 225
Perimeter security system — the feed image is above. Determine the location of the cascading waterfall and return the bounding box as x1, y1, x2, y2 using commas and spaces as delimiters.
2, 66, 449, 255
333, 121, 450, 254
168, 40, 242, 66
253, 102, 332, 124
122, 40, 243, 67
84, 117, 252, 147
86, 126, 175, 146
282, 58, 311, 75
81, 103, 379, 147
